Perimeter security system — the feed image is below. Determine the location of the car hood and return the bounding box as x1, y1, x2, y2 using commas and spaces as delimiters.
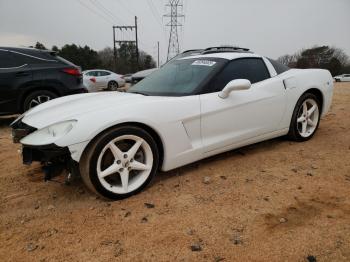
21, 92, 148, 129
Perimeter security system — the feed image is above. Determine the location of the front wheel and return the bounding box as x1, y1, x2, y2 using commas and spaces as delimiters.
80, 126, 159, 200
288, 93, 321, 141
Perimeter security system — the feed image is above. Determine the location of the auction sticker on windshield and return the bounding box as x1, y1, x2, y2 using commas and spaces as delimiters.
192, 60, 217, 67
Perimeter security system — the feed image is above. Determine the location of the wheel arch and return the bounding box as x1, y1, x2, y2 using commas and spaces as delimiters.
81, 121, 165, 170
302, 88, 324, 113
19, 86, 60, 112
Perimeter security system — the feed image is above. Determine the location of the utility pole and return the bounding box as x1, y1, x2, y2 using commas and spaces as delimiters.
157, 41, 160, 68
164, 0, 184, 61
135, 16, 139, 69
113, 26, 117, 71
113, 16, 140, 72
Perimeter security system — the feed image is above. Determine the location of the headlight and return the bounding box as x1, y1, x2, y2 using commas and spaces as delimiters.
21, 120, 77, 146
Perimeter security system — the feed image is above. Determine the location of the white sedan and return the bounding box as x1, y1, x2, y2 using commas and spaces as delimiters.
334, 74, 350, 82
83, 69, 125, 92
11, 47, 333, 200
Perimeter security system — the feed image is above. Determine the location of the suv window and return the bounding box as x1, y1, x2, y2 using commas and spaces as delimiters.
211, 58, 270, 91
267, 58, 290, 74
0, 51, 17, 68
10, 52, 35, 66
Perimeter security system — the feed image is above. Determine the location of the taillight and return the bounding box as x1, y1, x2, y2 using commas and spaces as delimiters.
90, 77, 96, 83
62, 68, 81, 76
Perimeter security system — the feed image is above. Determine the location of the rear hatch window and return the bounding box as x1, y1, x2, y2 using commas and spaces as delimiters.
54, 55, 77, 67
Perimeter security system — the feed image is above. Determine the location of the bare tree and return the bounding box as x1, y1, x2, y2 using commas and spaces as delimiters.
277, 46, 349, 75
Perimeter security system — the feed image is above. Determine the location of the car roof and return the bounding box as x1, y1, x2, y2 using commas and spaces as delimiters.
180, 52, 262, 61
84, 69, 112, 72
0, 46, 51, 53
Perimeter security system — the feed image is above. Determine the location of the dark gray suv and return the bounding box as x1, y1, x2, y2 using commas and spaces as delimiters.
0, 47, 87, 115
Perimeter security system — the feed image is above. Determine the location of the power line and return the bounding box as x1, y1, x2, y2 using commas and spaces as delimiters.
117, 0, 136, 17
147, 0, 163, 27
90, 0, 125, 25
147, 0, 167, 44
76, 0, 114, 25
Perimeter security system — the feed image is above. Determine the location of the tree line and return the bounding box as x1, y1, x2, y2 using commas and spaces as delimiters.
32, 42, 156, 74
277, 46, 350, 76
32, 42, 349, 76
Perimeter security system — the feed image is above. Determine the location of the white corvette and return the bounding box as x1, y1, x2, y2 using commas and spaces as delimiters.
11, 47, 334, 200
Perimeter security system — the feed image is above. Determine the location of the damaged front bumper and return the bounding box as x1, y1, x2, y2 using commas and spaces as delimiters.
21, 144, 70, 165
21, 144, 80, 182
11, 120, 80, 181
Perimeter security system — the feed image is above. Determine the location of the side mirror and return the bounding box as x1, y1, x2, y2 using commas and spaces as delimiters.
219, 79, 251, 99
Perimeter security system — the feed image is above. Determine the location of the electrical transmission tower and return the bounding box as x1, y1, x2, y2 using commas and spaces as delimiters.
164, 0, 184, 61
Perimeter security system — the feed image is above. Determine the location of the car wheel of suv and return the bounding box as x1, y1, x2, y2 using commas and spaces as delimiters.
23, 90, 58, 111
80, 126, 159, 200
288, 93, 321, 142
107, 81, 119, 91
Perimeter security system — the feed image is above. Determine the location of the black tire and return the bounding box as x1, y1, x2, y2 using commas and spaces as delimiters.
288, 93, 321, 142
80, 125, 159, 200
23, 90, 58, 112
107, 81, 119, 91
335, 79, 340, 82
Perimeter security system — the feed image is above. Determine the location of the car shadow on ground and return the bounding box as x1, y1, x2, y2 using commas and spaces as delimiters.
154, 136, 287, 184
24, 136, 288, 201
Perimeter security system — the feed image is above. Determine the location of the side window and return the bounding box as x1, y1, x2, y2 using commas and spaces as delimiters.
10, 53, 33, 66
97, 71, 110, 76
0, 51, 16, 68
267, 58, 290, 75
211, 58, 270, 91
101, 71, 111, 76
89, 71, 98, 77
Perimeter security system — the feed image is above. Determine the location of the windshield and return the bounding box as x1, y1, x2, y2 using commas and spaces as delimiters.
128, 58, 226, 96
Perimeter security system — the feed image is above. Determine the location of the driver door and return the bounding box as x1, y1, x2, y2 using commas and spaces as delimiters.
200, 58, 287, 154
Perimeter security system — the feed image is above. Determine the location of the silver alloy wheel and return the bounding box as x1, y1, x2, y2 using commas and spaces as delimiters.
297, 98, 319, 138
96, 135, 153, 194
109, 82, 118, 91
29, 95, 51, 108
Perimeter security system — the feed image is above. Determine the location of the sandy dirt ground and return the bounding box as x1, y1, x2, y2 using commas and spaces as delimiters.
0, 83, 349, 262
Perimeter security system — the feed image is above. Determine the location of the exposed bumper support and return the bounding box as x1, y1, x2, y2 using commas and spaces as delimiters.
21, 144, 80, 182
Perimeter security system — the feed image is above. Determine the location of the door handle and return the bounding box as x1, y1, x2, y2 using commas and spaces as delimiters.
15, 71, 31, 77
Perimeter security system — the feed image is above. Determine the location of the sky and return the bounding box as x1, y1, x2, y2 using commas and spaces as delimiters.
0, 0, 349, 64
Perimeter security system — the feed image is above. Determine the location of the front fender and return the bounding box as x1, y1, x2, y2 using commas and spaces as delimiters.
55, 96, 201, 171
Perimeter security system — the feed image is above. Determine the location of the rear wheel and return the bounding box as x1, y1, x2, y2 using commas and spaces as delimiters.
107, 81, 119, 91
23, 90, 58, 112
80, 126, 159, 200
288, 93, 321, 141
